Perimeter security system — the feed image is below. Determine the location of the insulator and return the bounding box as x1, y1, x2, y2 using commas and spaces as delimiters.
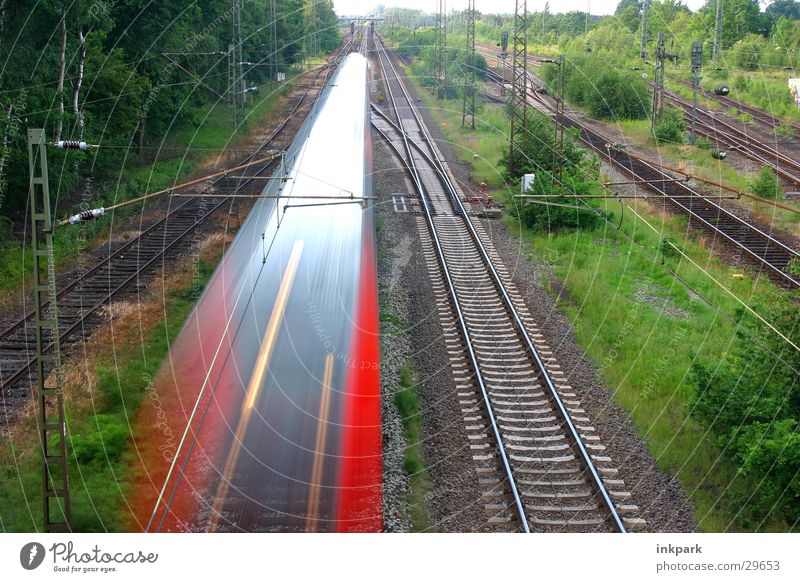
67, 207, 105, 225
711, 148, 728, 160
55, 140, 89, 151
714, 84, 730, 96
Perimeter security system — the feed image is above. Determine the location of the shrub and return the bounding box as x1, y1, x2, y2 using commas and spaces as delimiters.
689, 300, 800, 528
653, 108, 687, 144
750, 166, 783, 200
733, 73, 753, 93
0, 216, 13, 242
518, 172, 603, 233
542, 56, 650, 121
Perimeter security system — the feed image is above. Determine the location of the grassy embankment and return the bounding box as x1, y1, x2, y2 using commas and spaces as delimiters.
403, 64, 796, 532
0, 240, 221, 532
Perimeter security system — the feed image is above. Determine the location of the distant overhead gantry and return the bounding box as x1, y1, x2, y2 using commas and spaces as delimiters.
338, 15, 385, 25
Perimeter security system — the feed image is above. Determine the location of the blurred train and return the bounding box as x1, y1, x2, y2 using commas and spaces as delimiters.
134, 53, 381, 533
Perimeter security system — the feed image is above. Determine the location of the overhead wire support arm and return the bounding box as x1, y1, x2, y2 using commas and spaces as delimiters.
58, 151, 284, 226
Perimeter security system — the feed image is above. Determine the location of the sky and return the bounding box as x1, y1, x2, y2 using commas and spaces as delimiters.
332, 1, 709, 17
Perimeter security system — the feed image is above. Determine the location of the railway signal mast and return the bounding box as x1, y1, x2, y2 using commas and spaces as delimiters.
462, 0, 476, 129
640, 0, 650, 59
713, 0, 723, 66
435, 0, 447, 99
651, 32, 667, 131
508, 0, 528, 177
690, 41, 703, 145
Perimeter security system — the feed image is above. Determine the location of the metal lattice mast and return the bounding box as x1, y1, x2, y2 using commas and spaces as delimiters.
28, 129, 71, 533
462, 0, 476, 129
640, 0, 649, 59
585, 1, 590, 35
228, 43, 239, 132
651, 32, 666, 130
435, 0, 447, 99
713, 0, 723, 66
233, 0, 244, 107
269, 0, 278, 80
543, 2, 549, 42
508, 0, 528, 177
552, 56, 565, 187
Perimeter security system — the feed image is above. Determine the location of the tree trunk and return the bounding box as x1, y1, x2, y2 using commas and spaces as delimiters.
137, 114, 145, 158
54, 8, 67, 142
0, 0, 7, 54
72, 29, 86, 134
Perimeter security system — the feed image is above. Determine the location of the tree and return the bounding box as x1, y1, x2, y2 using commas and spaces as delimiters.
615, 0, 644, 15
701, 0, 765, 49
766, 0, 800, 21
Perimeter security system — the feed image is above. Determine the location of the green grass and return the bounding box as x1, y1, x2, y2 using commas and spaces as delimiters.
0, 257, 217, 532
414, 78, 796, 530
393, 363, 432, 532
406, 66, 509, 188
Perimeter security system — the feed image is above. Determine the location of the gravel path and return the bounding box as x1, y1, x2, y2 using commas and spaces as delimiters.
374, 134, 493, 532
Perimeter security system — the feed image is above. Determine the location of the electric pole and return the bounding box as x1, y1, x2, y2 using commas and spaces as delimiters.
435, 0, 447, 99
640, 0, 649, 59
509, 0, 528, 177
462, 0, 476, 129
651, 32, 666, 132
28, 129, 71, 533
713, 0, 723, 66
233, 1, 244, 107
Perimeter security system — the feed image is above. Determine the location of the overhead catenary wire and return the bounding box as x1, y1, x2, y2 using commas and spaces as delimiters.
57, 151, 283, 226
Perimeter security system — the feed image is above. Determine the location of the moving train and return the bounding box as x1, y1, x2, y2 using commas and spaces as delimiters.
134, 53, 381, 533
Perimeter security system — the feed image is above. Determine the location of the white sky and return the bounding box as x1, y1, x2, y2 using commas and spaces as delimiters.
332, 1, 709, 17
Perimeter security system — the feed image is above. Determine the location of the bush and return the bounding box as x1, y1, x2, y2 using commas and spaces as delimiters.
500, 110, 583, 180
0, 216, 13, 242
518, 172, 604, 233
689, 301, 800, 528
542, 56, 650, 121
653, 108, 687, 144
733, 73, 753, 93
750, 166, 783, 200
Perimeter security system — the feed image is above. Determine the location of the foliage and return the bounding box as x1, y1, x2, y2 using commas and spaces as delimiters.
0, 0, 339, 221
750, 166, 783, 200
517, 172, 604, 233
542, 57, 650, 120
654, 107, 687, 144
689, 300, 800, 528
733, 34, 766, 70
500, 110, 584, 180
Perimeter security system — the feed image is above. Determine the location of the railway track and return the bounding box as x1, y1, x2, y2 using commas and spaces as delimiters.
675, 78, 800, 136
480, 58, 800, 287
373, 36, 642, 533
665, 89, 800, 186
0, 39, 355, 425
524, 89, 800, 288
